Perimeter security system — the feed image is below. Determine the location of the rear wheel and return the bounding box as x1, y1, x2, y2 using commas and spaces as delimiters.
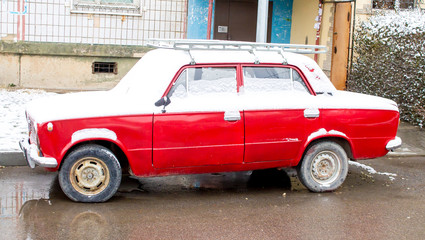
298, 141, 348, 192
59, 144, 122, 202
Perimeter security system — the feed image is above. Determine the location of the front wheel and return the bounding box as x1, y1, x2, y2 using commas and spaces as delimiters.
298, 141, 348, 192
59, 144, 122, 202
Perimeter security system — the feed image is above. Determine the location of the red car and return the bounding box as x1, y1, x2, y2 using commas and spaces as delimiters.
20, 40, 401, 202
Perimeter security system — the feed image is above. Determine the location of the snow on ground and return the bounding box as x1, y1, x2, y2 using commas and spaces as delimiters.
349, 160, 397, 181
0, 89, 56, 151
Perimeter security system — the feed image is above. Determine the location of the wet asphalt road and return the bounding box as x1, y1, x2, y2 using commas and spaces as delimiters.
0, 156, 424, 240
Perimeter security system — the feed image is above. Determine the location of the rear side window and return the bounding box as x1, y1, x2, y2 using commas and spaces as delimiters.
168, 67, 237, 98
243, 67, 310, 94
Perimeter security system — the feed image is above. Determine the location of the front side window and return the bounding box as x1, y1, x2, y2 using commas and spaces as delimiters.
168, 67, 237, 99
243, 67, 310, 94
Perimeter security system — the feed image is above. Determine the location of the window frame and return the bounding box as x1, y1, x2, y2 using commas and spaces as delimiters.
240, 63, 315, 95
162, 63, 316, 100
162, 63, 242, 98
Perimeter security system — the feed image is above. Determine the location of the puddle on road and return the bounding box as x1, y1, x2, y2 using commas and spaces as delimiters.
0, 168, 54, 219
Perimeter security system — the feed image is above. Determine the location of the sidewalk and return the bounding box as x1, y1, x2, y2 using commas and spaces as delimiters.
388, 122, 425, 157
1, 122, 424, 167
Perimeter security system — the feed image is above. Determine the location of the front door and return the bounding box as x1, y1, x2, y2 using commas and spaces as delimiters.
241, 65, 313, 163
153, 66, 244, 169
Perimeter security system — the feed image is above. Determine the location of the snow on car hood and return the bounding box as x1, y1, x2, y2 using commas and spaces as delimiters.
25, 91, 156, 124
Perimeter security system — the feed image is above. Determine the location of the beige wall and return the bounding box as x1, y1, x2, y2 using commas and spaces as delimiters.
290, 0, 318, 46
18, 56, 139, 91
290, 0, 334, 75
355, 0, 373, 24
0, 41, 149, 91
317, 3, 335, 75
0, 54, 20, 87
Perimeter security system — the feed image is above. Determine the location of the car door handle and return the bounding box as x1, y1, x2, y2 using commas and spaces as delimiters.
224, 110, 241, 122
304, 108, 320, 118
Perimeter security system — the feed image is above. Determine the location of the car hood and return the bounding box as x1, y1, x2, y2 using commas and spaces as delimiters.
26, 91, 158, 124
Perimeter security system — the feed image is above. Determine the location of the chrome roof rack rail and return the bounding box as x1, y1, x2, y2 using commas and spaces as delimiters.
147, 39, 327, 65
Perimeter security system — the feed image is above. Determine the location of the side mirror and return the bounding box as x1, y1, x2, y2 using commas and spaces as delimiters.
155, 96, 171, 107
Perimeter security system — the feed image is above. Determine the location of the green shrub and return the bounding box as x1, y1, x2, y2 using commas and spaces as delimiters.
348, 10, 425, 127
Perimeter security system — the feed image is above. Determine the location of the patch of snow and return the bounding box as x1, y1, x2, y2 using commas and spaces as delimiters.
306, 128, 347, 143
71, 128, 117, 143
0, 89, 56, 151
362, 9, 425, 38
349, 160, 397, 181
307, 128, 327, 143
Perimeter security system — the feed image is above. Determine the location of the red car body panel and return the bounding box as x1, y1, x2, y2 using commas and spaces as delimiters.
36, 108, 399, 177
153, 112, 244, 168
244, 109, 306, 163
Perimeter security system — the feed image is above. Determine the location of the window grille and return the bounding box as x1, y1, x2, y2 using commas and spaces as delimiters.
92, 62, 118, 74
373, 0, 415, 9
71, 0, 142, 16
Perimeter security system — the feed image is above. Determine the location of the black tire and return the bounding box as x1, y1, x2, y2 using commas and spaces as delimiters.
59, 144, 122, 202
298, 141, 348, 192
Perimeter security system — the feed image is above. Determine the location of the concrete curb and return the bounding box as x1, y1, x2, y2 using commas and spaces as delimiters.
0, 151, 26, 166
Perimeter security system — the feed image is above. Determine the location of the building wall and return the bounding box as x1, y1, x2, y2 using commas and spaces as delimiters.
317, 2, 335, 75
289, 0, 318, 46
268, 0, 293, 43
0, 0, 187, 45
0, 41, 150, 90
187, 0, 214, 39
355, 0, 373, 23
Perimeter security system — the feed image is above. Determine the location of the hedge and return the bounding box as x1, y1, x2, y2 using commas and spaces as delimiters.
347, 10, 425, 127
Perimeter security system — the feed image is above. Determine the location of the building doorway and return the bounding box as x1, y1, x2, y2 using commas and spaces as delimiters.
187, 0, 292, 44
213, 0, 273, 42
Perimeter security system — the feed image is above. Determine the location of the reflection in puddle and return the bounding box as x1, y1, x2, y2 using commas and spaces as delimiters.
0, 183, 49, 219
20, 200, 114, 240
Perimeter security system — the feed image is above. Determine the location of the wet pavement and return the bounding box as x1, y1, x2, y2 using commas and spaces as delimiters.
1, 156, 424, 240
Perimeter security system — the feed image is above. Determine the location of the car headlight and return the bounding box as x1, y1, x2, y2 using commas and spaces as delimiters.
27, 116, 40, 148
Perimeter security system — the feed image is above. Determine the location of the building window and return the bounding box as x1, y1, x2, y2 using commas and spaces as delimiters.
92, 62, 118, 74
373, 0, 415, 9
71, 0, 142, 16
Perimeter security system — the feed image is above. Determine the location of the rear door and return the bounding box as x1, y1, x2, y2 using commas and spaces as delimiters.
153, 65, 244, 169
241, 65, 315, 163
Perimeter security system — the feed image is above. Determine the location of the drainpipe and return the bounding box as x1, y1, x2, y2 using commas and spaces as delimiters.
314, 0, 324, 63
207, 0, 214, 40
256, 0, 269, 43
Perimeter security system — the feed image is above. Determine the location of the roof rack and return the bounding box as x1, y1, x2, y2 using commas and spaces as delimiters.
147, 39, 327, 65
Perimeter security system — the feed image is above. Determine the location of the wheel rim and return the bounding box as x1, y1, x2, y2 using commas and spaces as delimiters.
70, 157, 110, 196
310, 150, 342, 185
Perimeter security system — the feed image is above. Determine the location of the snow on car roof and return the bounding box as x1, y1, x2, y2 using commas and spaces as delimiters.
113, 48, 336, 99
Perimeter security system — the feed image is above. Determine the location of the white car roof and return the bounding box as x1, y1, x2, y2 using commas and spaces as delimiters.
113, 48, 336, 102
